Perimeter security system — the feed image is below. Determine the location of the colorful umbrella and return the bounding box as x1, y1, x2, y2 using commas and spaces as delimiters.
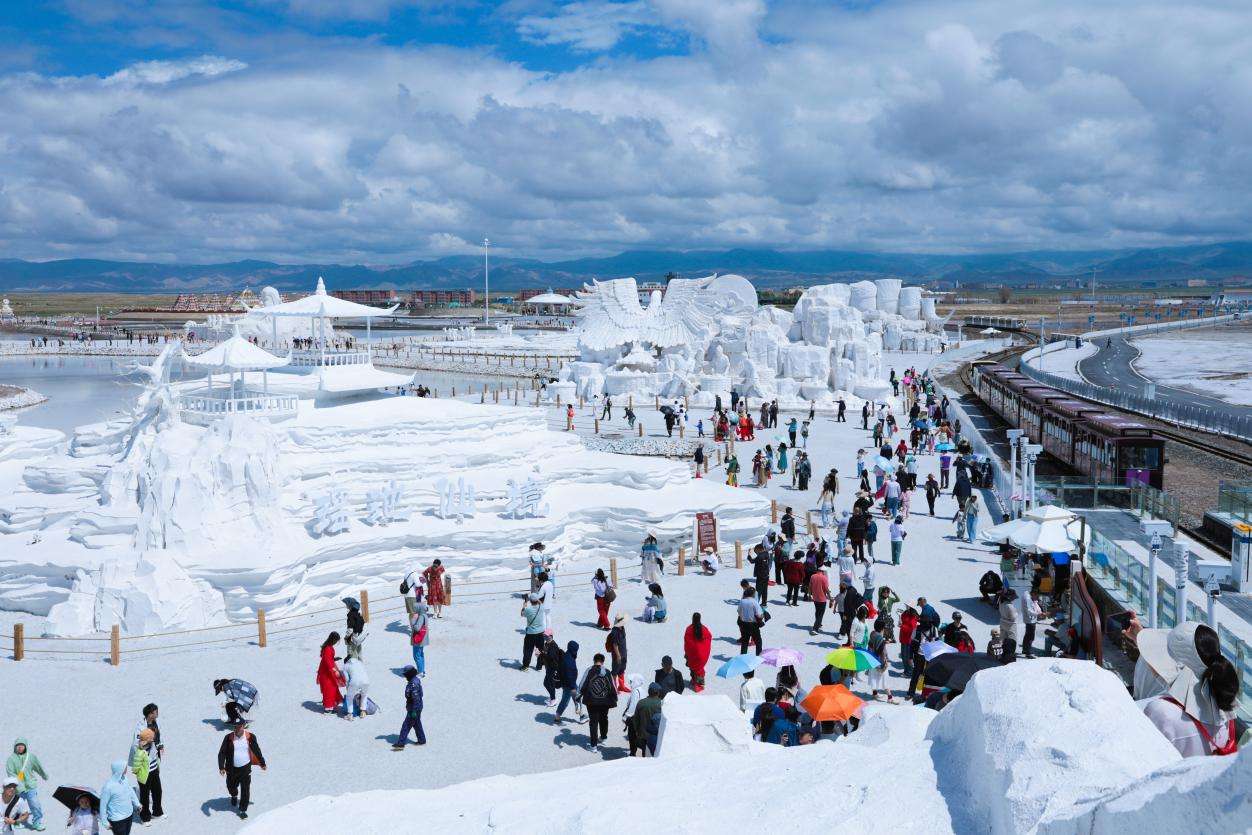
716, 653, 764, 678
801, 684, 865, 722
872, 456, 894, 471
920, 640, 958, 661
760, 647, 805, 667
935, 442, 955, 452
825, 647, 881, 672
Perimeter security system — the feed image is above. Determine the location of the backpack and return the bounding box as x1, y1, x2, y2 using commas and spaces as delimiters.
604, 586, 617, 604
585, 670, 614, 704
400, 575, 411, 595
645, 708, 663, 739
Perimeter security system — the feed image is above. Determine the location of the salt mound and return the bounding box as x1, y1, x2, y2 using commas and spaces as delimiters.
1039, 747, 1250, 834
654, 692, 754, 757
925, 659, 1180, 834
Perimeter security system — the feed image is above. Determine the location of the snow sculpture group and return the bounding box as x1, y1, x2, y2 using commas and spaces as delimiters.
562, 275, 946, 407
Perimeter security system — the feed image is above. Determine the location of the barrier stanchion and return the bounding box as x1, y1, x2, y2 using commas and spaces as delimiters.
678, 546, 686, 575
735, 541, 743, 569
445, 576, 454, 604
13, 623, 23, 661
361, 589, 370, 622
637, 423, 643, 437
610, 558, 618, 587
110, 625, 120, 667
771, 500, 778, 523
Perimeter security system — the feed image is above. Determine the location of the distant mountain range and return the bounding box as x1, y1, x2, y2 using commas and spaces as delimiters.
2, 241, 1250, 293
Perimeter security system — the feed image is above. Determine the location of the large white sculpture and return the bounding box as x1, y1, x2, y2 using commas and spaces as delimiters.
568, 275, 947, 406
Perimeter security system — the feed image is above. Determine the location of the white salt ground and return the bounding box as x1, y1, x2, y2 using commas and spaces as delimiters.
1131, 329, 1252, 406
0, 347, 1013, 834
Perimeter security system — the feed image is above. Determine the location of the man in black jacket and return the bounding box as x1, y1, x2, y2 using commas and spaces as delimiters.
749, 545, 772, 608
217, 721, 266, 819
578, 653, 618, 747
654, 656, 686, 695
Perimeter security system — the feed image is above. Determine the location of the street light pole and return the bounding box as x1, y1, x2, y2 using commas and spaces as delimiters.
483, 237, 490, 326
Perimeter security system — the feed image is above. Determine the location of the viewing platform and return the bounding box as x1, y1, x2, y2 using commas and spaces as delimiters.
178, 388, 299, 426
289, 349, 371, 368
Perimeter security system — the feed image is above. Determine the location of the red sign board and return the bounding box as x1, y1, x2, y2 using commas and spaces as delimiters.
695, 512, 718, 554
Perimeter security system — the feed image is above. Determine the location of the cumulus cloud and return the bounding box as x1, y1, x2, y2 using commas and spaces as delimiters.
0, 0, 1250, 262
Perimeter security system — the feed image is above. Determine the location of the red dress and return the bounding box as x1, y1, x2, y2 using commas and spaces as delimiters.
683, 624, 713, 684
316, 644, 341, 709
422, 565, 446, 605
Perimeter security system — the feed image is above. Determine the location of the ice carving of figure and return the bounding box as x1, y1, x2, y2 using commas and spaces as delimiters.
708, 344, 731, 374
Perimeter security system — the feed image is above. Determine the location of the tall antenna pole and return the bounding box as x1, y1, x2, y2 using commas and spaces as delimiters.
483, 237, 490, 325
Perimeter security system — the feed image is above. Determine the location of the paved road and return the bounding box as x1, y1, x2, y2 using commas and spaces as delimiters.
1078, 334, 1252, 420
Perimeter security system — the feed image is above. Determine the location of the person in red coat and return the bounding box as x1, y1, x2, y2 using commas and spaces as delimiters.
422, 560, 446, 618
316, 632, 343, 712
683, 612, 713, 692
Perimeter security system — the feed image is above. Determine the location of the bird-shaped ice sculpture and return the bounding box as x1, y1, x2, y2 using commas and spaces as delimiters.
573, 276, 714, 353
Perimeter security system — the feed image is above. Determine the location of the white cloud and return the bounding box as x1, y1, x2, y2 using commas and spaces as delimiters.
1, 0, 1250, 262
517, 1, 657, 51
103, 55, 248, 86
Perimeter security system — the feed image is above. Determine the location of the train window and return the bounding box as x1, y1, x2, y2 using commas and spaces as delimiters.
1121, 446, 1161, 469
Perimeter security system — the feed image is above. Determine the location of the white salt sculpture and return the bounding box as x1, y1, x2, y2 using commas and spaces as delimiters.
312, 487, 351, 536
435, 477, 476, 523
365, 480, 405, 525
568, 275, 947, 407
503, 476, 549, 519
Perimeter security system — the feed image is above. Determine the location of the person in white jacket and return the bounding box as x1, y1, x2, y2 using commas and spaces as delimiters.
739, 671, 765, 712
619, 674, 647, 756
343, 657, 370, 721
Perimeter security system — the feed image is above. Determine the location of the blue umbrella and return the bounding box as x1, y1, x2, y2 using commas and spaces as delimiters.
935, 442, 955, 452
716, 653, 764, 678
872, 456, 893, 471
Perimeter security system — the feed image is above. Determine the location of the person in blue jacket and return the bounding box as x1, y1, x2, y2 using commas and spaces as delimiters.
393, 666, 426, 750
98, 761, 140, 835
765, 706, 801, 746
554, 641, 580, 724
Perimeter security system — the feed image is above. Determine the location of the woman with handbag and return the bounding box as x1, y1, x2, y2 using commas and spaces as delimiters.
592, 568, 613, 630
409, 602, 430, 677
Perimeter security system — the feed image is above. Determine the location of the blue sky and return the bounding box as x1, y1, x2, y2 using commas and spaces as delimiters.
0, 1, 1249, 263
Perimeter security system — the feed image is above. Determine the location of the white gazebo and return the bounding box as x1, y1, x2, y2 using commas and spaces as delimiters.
178, 326, 298, 426
527, 290, 574, 313
254, 277, 398, 368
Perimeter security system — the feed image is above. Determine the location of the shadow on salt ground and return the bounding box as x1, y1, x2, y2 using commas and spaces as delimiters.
567, 620, 605, 630
497, 657, 527, 670
941, 597, 998, 625
384, 620, 410, 636
515, 692, 549, 706
201, 718, 232, 732
300, 700, 332, 715
199, 797, 236, 818
533, 712, 557, 727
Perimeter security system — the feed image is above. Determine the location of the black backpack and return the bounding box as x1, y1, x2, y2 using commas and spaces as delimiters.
585, 670, 614, 704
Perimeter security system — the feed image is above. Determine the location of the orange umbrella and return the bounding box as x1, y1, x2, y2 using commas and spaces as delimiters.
801, 684, 865, 722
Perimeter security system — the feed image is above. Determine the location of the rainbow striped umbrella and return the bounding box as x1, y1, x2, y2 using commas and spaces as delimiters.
825, 647, 880, 672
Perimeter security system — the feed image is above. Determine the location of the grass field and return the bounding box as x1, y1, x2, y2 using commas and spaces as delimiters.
2, 293, 179, 317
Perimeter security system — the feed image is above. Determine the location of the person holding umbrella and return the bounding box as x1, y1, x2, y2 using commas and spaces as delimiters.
5, 738, 47, 831
59, 789, 98, 835
216, 720, 266, 820
96, 762, 139, 835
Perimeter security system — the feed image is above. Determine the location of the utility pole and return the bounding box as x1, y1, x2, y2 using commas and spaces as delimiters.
1038, 317, 1045, 372
483, 237, 490, 325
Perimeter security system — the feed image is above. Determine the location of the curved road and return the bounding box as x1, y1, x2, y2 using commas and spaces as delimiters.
1078, 334, 1252, 422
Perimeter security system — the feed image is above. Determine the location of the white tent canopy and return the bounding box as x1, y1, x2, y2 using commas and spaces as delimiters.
1024, 504, 1075, 523
182, 326, 289, 370
256, 277, 398, 319
527, 292, 574, 306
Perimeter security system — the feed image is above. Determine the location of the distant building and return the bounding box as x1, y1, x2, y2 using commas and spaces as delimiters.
330, 289, 401, 306
409, 289, 477, 309
637, 281, 665, 304
1186, 278, 1209, 287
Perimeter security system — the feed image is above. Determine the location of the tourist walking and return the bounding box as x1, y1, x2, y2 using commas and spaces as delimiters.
924, 474, 940, 515
97, 762, 139, 835
889, 515, 906, 565
683, 613, 712, 692
343, 597, 366, 660
749, 544, 772, 608
316, 632, 343, 712
520, 594, 545, 670
554, 641, 581, 724
608, 615, 629, 693
592, 567, 613, 629
5, 738, 46, 832
409, 602, 430, 676
392, 666, 426, 749
737, 588, 765, 655
577, 653, 618, 747
216, 721, 266, 820
620, 674, 649, 756
808, 565, 829, 636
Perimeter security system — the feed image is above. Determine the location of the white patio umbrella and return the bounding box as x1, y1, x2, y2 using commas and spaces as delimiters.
1023, 504, 1075, 523
1007, 518, 1088, 554
981, 517, 1036, 544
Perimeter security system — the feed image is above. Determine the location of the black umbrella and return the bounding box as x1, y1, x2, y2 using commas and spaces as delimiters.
922, 652, 1002, 691
659, 405, 676, 416
53, 785, 99, 813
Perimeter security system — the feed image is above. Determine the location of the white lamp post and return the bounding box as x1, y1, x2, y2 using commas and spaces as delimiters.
483, 237, 490, 326
1024, 443, 1043, 509
1006, 429, 1023, 518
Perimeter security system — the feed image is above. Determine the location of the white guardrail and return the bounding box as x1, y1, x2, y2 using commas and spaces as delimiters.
1019, 315, 1251, 442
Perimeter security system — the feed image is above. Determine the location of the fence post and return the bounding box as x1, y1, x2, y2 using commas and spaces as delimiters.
678, 545, 686, 575
12, 623, 22, 661
610, 558, 618, 587
638, 422, 643, 437
704, 458, 709, 474
110, 625, 120, 667
628, 395, 633, 410
445, 575, 453, 604
771, 499, 778, 523
735, 540, 743, 569
806, 510, 813, 533
452, 386, 456, 397
594, 418, 600, 434
679, 424, 685, 439
655, 395, 659, 410
480, 389, 486, 403
257, 610, 267, 648
361, 589, 370, 623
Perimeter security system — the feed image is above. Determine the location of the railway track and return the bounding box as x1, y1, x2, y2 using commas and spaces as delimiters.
1151, 427, 1252, 469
